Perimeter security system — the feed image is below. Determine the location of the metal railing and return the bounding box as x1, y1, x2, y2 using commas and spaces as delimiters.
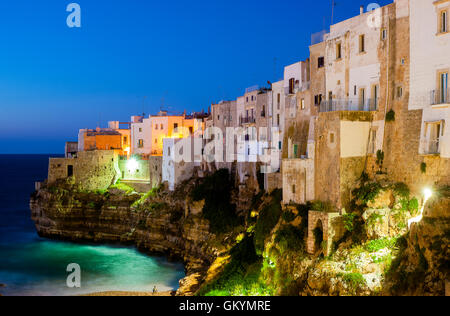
240, 117, 256, 124
430, 89, 449, 105
319, 98, 379, 112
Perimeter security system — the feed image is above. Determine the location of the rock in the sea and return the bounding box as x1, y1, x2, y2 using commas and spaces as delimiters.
0, 283, 5, 288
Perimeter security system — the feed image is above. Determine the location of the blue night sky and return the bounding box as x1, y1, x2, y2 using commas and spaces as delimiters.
0, 0, 392, 154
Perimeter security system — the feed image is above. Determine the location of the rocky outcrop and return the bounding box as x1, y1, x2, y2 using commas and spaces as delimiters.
30, 183, 225, 296
384, 197, 450, 296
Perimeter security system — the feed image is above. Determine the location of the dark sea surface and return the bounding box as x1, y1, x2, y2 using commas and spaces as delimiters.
0, 155, 184, 296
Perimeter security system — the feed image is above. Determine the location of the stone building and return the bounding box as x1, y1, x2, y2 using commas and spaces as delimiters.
48, 150, 121, 191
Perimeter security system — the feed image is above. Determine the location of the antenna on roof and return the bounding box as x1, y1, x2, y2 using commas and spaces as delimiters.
142, 96, 147, 116
331, 0, 337, 25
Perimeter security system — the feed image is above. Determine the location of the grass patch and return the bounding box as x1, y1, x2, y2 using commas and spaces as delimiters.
364, 237, 397, 253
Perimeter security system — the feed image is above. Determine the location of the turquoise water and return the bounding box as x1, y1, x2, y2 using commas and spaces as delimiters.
0, 155, 185, 296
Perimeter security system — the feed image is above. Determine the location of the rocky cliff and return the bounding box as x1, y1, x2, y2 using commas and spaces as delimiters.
30, 179, 235, 295
30, 176, 449, 296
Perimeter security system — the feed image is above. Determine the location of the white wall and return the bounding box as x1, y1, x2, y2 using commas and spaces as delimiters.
131, 118, 152, 155
340, 121, 371, 158
409, 0, 450, 110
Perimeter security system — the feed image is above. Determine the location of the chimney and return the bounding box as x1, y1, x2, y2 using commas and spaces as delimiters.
360, 5, 364, 15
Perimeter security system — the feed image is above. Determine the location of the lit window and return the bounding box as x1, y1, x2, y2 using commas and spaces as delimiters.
138, 139, 144, 148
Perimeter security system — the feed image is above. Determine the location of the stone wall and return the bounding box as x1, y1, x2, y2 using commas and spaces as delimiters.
48, 150, 120, 191
315, 112, 341, 207
149, 156, 162, 188
282, 158, 314, 205
381, 5, 450, 195
306, 211, 344, 256
118, 158, 150, 182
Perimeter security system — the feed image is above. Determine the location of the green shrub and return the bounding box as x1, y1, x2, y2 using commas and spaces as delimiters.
393, 182, 410, 199
367, 212, 384, 227
353, 182, 382, 205
198, 235, 273, 296
254, 193, 282, 255
343, 273, 365, 289
365, 237, 397, 252
274, 225, 305, 254
420, 162, 427, 174
386, 109, 395, 122
282, 211, 296, 223
343, 213, 357, 232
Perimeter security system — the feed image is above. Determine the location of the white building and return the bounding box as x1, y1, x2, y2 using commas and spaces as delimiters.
130, 116, 152, 156
162, 137, 203, 191
410, 0, 450, 158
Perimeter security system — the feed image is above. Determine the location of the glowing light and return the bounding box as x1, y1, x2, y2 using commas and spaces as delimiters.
423, 188, 432, 201
408, 188, 433, 229
127, 158, 138, 174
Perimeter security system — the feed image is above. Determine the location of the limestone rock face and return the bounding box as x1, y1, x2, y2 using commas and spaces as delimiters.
386, 197, 450, 296
363, 208, 390, 239
30, 185, 221, 295
367, 189, 393, 209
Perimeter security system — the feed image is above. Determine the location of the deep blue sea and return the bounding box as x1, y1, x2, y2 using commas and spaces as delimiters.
0, 155, 184, 296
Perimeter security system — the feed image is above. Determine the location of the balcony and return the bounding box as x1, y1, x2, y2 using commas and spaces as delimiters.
240, 117, 256, 125
421, 139, 440, 155
430, 89, 449, 106
319, 98, 379, 112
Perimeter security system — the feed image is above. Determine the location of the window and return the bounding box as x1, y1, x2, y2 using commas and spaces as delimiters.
359, 34, 365, 53
155, 138, 158, 144
168, 147, 171, 156
189, 127, 193, 134
318, 57, 325, 68
139, 128, 142, 133
277, 114, 280, 126
217, 115, 220, 121
336, 42, 342, 59
354, 85, 357, 96
67, 165, 74, 177
123, 136, 128, 144
441, 11, 448, 33
138, 139, 144, 148
161, 124, 164, 129
174, 123, 178, 131
330, 133, 335, 144
289, 78, 295, 94
279, 141, 282, 150
425, 122, 443, 154
373, 84, 379, 108
277, 93, 281, 109
359, 88, 366, 107
439, 72, 448, 104
397, 86, 403, 99
292, 184, 296, 194
381, 28, 387, 40
155, 124, 158, 130
301, 99, 305, 110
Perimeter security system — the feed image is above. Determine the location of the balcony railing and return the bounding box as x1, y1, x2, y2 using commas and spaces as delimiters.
240, 117, 256, 124
431, 89, 449, 105
319, 98, 379, 112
